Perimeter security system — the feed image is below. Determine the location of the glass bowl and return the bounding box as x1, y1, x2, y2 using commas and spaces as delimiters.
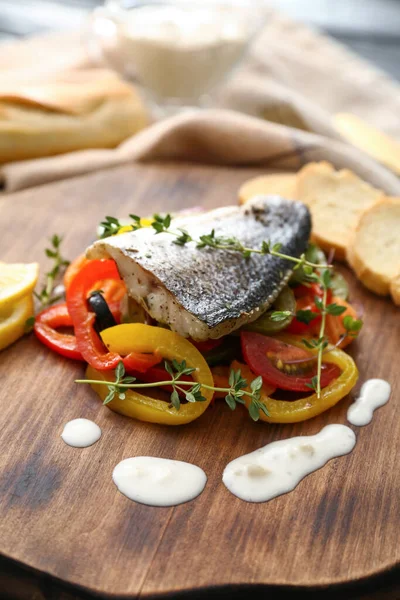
88, 0, 266, 112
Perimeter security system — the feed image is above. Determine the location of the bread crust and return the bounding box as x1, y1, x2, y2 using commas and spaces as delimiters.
390, 270, 400, 305
238, 173, 297, 205
346, 198, 400, 296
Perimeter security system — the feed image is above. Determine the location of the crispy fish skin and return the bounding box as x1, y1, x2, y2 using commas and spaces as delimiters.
87, 196, 311, 340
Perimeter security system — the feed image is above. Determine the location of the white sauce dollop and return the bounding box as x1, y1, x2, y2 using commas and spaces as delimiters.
112, 457, 207, 507
347, 379, 391, 426
222, 424, 356, 503
61, 418, 102, 448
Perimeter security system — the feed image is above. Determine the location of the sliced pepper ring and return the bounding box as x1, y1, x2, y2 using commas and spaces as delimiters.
248, 334, 358, 423
33, 302, 83, 361
86, 323, 214, 425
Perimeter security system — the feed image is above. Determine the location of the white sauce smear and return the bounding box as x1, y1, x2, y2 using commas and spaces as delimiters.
347, 379, 391, 426
112, 457, 207, 507
222, 424, 356, 503
61, 418, 102, 448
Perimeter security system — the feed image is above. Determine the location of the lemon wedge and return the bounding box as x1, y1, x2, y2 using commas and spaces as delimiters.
0, 262, 39, 309
0, 294, 34, 351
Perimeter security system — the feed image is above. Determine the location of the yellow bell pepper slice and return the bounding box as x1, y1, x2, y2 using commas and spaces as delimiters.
86, 323, 214, 425
241, 334, 358, 424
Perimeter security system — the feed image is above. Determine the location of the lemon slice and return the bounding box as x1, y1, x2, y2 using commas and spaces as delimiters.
0, 262, 39, 309
0, 294, 34, 351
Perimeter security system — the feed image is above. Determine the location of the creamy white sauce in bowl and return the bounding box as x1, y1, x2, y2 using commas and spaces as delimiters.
94, 3, 260, 103
61, 418, 102, 448
347, 379, 391, 426
222, 424, 356, 503
112, 456, 207, 506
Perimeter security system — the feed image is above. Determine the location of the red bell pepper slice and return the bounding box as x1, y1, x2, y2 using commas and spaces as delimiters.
128, 366, 194, 395
33, 303, 83, 361
66, 260, 122, 371
123, 351, 162, 373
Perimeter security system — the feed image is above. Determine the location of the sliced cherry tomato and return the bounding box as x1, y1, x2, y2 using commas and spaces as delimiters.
243, 335, 358, 423
33, 303, 83, 361
66, 260, 122, 371
240, 331, 341, 391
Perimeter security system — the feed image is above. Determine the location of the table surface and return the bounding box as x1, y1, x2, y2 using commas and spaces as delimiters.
1, 0, 400, 80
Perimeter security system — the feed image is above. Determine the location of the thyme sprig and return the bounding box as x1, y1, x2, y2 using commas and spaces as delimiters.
99, 215, 142, 239
34, 235, 70, 309
76, 360, 269, 422
148, 214, 328, 270
98, 212, 330, 271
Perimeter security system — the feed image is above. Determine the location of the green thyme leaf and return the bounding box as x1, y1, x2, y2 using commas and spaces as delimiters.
322, 269, 332, 289
164, 361, 174, 378
261, 241, 270, 254
34, 234, 70, 310
270, 310, 292, 322
249, 401, 261, 421
343, 316, 363, 333
24, 316, 35, 333
115, 361, 125, 382
296, 309, 318, 324
103, 389, 116, 405
170, 390, 180, 410
305, 375, 318, 391
250, 376, 263, 393
326, 303, 347, 316
225, 393, 236, 411
314, 296, 324, 311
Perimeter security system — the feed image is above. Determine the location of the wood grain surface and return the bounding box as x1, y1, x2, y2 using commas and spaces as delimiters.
0, 163, 399, 599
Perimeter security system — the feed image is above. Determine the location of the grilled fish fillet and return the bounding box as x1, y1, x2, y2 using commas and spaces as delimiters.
87, 196, 311, 340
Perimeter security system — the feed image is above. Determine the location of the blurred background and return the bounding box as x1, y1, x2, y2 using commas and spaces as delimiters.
1, 0, 400, 80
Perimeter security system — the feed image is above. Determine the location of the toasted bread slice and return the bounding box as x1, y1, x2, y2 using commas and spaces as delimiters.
346, 198, 400, 296
390, 270, 400, 306
238, 173, 297, 205
296, 162, 383, 260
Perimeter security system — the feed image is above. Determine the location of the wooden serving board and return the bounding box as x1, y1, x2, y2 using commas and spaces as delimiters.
0, 163, 399, 599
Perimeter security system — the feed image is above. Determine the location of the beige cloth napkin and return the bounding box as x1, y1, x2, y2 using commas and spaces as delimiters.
1, 10, 400, 195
